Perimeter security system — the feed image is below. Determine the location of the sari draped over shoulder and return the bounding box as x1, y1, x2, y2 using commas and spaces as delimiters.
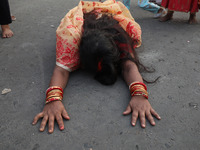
56, 0, 142, 72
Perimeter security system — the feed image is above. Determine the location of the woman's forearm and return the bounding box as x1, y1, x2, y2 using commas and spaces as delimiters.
49, 65, 70, 89
122, 60, 161, 128
122, 60, 143, 85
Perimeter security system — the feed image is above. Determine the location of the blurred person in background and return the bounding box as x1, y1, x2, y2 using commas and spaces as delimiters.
138, 0, 166, 18
123, 0, 166, 18
0, 0, 14, 38
160, 0, 199, 24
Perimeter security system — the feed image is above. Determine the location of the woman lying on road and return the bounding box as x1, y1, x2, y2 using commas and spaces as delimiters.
32, 0, 161, 133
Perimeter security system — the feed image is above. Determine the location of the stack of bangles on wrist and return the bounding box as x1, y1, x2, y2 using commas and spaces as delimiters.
45, 86, 63, 104
129, 82, 148, 99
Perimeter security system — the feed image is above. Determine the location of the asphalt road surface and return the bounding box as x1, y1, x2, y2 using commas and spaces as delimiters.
0, 0, 200, 149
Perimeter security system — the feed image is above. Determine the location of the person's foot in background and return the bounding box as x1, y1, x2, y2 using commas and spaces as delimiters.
159, 10, 174, 21
1, 24, 13, 38
154, 7, 167, 18
188, 13, 197, 24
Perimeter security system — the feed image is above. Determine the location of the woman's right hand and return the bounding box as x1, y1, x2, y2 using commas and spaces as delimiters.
32, 101, 70, 133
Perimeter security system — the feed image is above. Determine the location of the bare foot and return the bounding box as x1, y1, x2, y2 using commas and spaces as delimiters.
159, 11, 174, 22
1, 25, 14, 38
154, 7, 167, 18
11, 15, 16, 21
188, 13, 197, 24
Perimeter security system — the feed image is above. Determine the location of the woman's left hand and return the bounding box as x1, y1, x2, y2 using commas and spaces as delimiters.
123, 95, 161, 128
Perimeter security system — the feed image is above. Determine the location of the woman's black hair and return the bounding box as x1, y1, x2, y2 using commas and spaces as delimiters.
79, 11, 143, 85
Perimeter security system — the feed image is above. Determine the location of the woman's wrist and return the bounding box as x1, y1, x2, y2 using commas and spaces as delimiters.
45, 86, 64, 104
129, 81, 148, 99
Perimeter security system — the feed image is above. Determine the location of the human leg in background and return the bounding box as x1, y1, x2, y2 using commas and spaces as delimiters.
123, 0, 131, 9
138, 0, 160, 13
160, 0, 198, 24
188, 12, 197, 24
159, 9, 174, 21
188, 0, 198, 24
138, 0, 166, 18
0, 0, 13, 38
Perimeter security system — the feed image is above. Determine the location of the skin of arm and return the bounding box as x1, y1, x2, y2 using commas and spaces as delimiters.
122, 60, 161, 128
32, 65, 70, 133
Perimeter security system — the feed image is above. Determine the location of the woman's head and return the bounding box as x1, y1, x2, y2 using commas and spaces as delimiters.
80, 28, 120, 85
79, 12, 138, 85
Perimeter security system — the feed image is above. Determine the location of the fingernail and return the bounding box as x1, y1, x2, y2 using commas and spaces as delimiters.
60, 126, 64, 130
142, 124, 145, 128
132, 122, 135, 126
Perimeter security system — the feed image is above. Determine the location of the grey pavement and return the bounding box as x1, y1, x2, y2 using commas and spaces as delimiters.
0, 0, 200, 150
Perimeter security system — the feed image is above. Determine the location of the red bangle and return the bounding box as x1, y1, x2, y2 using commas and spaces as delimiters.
131, 92, 148, 99
46, 92, 63, 99
46, 86, 63, 96
129, 82, 147, 91
45, 97, 62, 104
46, 94, 63, 100
129, 82, 148, 99
129, 86, 146, 94
45, 86, 64, 104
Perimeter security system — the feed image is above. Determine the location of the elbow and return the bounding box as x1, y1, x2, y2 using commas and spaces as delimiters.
54, 65, 69, 77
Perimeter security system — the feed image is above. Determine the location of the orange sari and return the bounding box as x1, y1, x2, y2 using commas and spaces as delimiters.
56, 0, 142, 72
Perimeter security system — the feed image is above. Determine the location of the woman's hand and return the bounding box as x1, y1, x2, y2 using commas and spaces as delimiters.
123, 96, 161, 128
32, 101, 70, 133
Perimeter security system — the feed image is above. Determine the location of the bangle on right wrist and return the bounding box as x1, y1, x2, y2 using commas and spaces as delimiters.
129, 81, 148, 99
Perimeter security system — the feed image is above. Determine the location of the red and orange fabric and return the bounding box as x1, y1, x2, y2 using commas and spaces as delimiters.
161, 0, 199, 13
56, 0, 142, 72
